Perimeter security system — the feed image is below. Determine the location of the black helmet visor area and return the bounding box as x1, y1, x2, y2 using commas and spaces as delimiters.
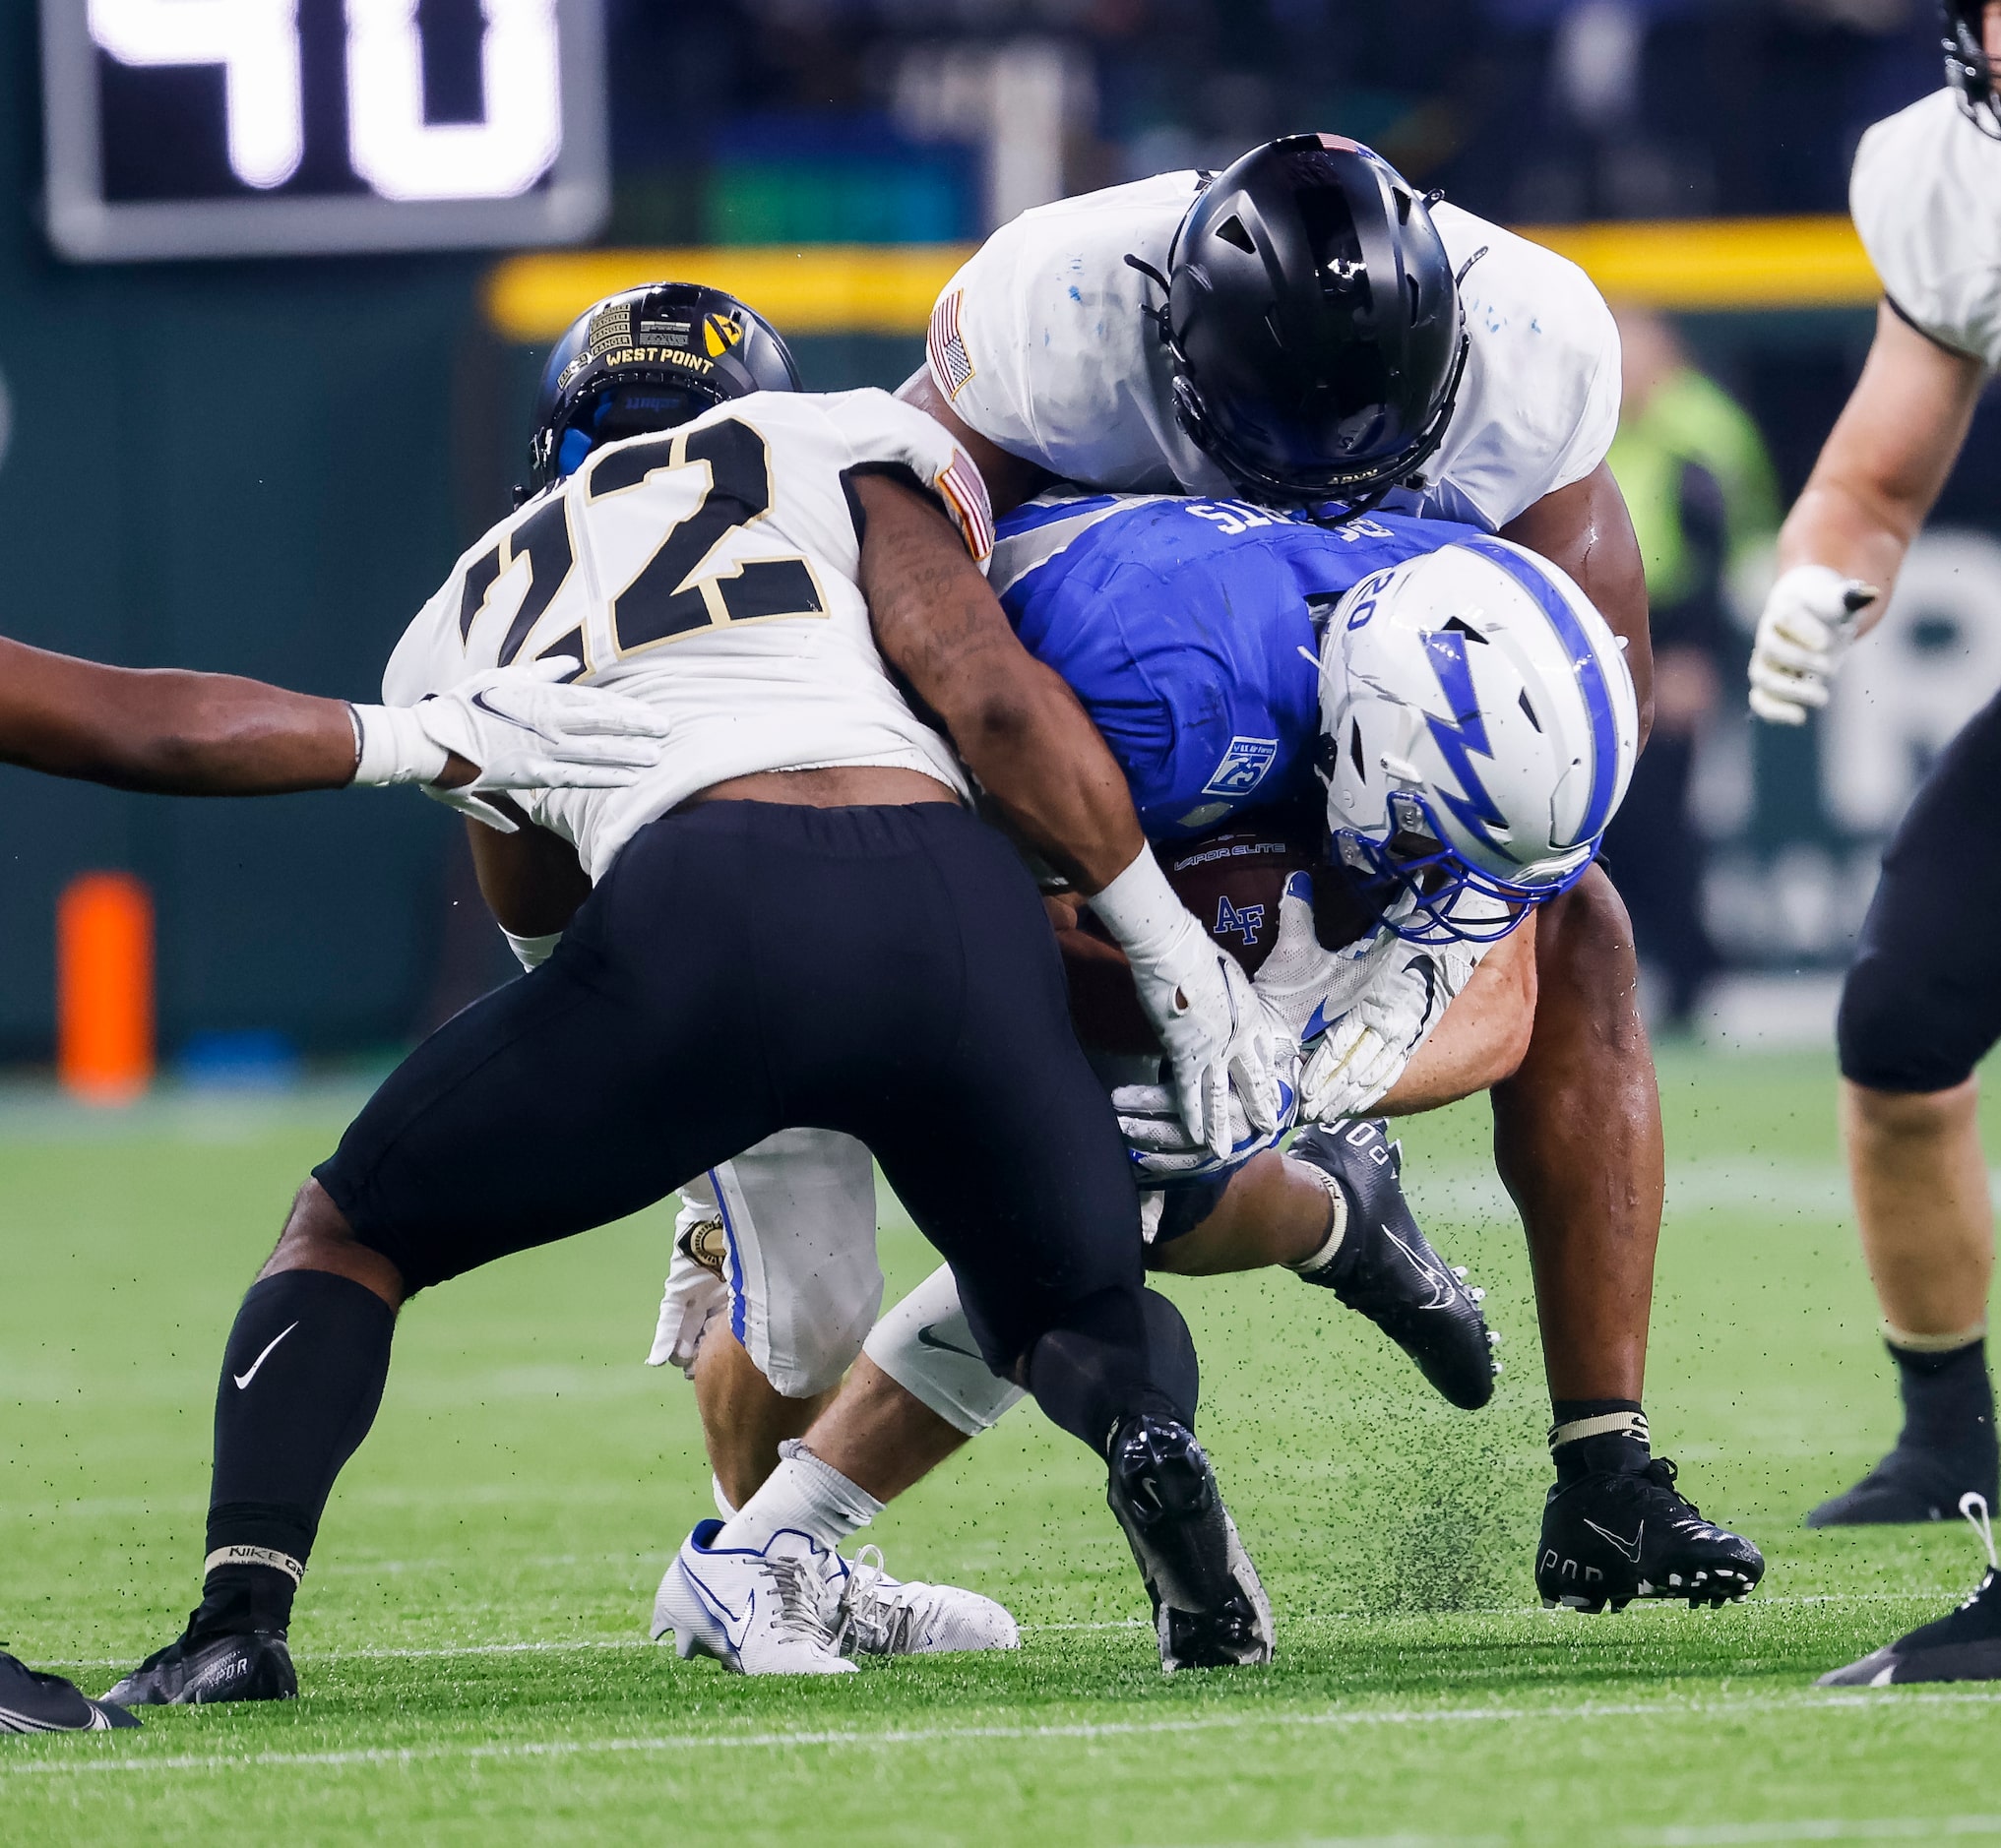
1160, 136, 1469, 513
1945, 0, 2001, 137
554, 379, 728, 478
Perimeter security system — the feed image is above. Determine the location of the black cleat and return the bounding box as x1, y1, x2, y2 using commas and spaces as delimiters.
1105, 1413, 1274, 1671
1288, 1121, 1498, 1410
101, 1628, 296, 1708
1807, 1444, 1997, 1528
1536, 1457, 1765, 1612
1821, 1495, 2001, 1685
0, 1650, 140, 1733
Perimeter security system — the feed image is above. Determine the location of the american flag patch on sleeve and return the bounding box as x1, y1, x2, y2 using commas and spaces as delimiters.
927, 290, 975, 400
934, 448, 995, 566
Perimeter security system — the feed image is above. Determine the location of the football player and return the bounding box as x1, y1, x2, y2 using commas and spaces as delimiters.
889, 135, 1750, 1606
101, 283, 1285, 1703
1750, 2, 2001, 1684
663, 485, 1764, 1628
663, 134, 1739, 1616
0, 642, 671, 1733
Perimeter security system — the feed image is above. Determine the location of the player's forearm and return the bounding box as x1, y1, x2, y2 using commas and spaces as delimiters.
854, 471, 1145, 890
1775, 475, 1916, 632
0, 643, 359, 793
946, 662, 1148, 893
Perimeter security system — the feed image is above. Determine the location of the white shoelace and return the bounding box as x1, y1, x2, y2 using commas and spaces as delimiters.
831, 1545, 916, 1657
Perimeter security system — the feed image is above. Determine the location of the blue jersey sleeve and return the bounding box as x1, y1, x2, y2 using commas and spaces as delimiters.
997, 497, 1474, 839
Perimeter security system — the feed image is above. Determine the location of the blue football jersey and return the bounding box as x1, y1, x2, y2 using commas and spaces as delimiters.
991, 493, 1482, 839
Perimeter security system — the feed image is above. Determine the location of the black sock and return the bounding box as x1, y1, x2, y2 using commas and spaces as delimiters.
1027, 1285, 1198, 1456
191, 1270, 397, 1640
1549, 1398, 1651, 1483
1889, 1336, 1997, 1479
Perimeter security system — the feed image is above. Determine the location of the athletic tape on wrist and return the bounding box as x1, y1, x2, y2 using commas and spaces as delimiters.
203, 1544, 304, 1586
1547, 1410, 1649, 1452
1884, 1321, 1987, 1355
1088, 849, 1187, 963
349, 704, 450, 788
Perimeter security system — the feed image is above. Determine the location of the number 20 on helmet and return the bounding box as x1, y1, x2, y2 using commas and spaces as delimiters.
1315, 537, 1639, 945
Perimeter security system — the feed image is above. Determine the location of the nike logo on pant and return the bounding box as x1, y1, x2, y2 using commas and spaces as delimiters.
915, 1324, 984, 1362
233, 1322, 299, 1390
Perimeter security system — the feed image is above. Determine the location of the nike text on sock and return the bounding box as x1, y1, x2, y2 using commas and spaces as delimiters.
203, 1545, 303, 1587
1284, 1164, 1349, 1276
716, 1442, 884, 1554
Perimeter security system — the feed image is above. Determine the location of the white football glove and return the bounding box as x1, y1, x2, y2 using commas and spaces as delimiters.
1089, 848, 1281, 1161
1113, 1061, 1298, 1183
1747, 564, 1878, 726
1300, 934, 1480, 1124
351, 657, 670, 832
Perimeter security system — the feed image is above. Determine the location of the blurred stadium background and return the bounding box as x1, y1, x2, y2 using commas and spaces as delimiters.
3, 0, 1998, 1086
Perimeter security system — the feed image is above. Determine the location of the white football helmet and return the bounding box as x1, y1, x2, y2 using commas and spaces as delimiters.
1316, 535, 1639, 944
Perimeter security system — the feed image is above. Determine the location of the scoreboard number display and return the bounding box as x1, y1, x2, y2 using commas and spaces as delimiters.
40, 0, 609, 261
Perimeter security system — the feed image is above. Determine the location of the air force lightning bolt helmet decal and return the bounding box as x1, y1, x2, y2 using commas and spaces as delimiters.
1312, 536, 1638, 946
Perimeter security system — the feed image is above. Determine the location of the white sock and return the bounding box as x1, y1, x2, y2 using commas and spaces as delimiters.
712, 1473, 737, 1520
715, 1440, 883, 1554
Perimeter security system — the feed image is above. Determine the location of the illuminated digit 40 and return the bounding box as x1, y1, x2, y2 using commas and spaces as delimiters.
87, 0, 304, 190
86, 0, 564, 203
344, 0, 562, 203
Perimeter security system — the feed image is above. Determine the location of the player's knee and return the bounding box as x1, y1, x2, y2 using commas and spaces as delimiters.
1843, 1072, 1980, 1143
1838, 950, 1989, 1095
260, 1179, 405, 1305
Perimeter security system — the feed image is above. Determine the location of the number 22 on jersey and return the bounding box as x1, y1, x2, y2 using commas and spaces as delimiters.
458, 418, 827, 674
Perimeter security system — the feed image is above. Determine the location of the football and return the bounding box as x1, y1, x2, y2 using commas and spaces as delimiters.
1052, 823, 1337, 1056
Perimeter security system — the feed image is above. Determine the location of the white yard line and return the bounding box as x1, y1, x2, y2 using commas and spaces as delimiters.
10, 1687, 2001, 1780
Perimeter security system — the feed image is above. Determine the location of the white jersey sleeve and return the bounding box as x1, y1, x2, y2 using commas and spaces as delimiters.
927, 172, 1619, 530
383, 389, 985, 880
1851, 88, 2001, 370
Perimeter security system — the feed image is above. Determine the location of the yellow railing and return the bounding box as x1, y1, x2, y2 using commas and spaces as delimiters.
482, 215, 1878, 343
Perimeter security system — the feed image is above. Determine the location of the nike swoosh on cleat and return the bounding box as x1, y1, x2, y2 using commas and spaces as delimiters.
232, 1322, 300, 1390
1582, 1516, 1645, 1564
1380, 1227, 1455, 1310
683, 1562, 758, 1659
915, 1324, 985, 1362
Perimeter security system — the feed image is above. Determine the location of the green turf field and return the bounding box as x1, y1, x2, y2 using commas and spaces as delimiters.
5, 1048, 2001, 1845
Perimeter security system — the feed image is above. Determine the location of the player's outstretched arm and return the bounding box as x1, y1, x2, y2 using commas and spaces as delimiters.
1500, 462, 1655, 748
0, 640, 669, 805
0, 635, 367, 793
1749, 304, 1985, 725
853, 469, 1278, 1157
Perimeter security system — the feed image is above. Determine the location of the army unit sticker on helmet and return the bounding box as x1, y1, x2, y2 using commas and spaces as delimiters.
524, 281, 803, 497
1314, 537, 1640, 946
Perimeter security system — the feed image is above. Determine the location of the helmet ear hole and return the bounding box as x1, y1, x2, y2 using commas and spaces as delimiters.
1215, 214, 1255, 254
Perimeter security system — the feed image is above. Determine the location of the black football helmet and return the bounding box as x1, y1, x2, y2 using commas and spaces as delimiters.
1132, 134, 1468, 518
523, 281, 801, 498
1944, 0, 2001, 138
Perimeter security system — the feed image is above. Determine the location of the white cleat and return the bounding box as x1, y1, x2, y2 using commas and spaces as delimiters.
826, 1544, 1021, 1658
652, 1521, 856, 1676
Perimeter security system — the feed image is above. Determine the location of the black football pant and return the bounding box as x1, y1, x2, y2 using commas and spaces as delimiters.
318, 798, 1195, 1442
1840, 689, 2001, 1094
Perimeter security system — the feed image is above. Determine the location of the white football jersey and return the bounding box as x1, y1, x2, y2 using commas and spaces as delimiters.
1851, 88, 2001, 370
383, 389, 993, 880
926, 171, 1621, 532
